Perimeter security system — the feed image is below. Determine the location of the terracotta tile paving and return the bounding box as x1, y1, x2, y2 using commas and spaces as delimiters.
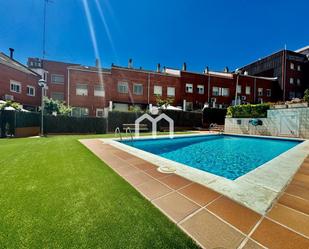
278, 193, 309, 215
180, 209, 245, 249
178, 183, 221, 206
159, 174, 192, 190
143, 167, 170, 179
251, 218, 309, 249
267, 204, 309, 237
80, 139, 309, 249
242, 239, 265, 249
153, 192, 200, 223
207, 196, 262, 234
135, 179, 172, 200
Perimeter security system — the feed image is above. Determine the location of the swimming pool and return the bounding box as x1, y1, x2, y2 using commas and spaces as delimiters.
121, 135, 301, 180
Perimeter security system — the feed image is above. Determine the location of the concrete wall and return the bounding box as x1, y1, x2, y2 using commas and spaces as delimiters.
224, 107, 309, 138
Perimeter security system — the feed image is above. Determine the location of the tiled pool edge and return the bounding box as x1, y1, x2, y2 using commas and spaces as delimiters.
102, 134, 309, 214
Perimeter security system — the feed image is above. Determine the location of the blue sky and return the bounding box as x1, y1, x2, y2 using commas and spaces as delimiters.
0, 0, 308, 72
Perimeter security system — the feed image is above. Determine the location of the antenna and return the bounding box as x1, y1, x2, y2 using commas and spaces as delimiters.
42, 0, 53, 59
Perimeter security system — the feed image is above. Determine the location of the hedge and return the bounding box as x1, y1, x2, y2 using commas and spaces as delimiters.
0, 111, 15, 137
203, 108, 227, 125
227, 103, 270, 118
44, 115, 107, 134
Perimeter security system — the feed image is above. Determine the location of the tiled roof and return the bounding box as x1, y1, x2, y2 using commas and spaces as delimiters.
0, 53, 39, 76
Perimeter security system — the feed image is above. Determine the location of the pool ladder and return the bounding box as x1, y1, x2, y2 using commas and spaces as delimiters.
115, 127, 133, 141
125, 127, 134, 141
115, 127, 122, 141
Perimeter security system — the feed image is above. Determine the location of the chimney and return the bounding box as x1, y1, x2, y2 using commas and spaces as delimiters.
95, 58, 100, 67
157, 63, 161, 72
128, 58, 133, 68
182, 62, 187, 71
224, 66, 229, 73
204, 66, 209, 74
9, 48, 14, 59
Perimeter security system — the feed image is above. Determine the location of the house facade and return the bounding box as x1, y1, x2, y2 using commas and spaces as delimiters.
1, 47, 298, 117
240, 47, 309, 101
0, 52, 41, 111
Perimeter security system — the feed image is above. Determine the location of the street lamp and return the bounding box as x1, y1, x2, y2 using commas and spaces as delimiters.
234, 69, 242, 106
38, 79, 47, 136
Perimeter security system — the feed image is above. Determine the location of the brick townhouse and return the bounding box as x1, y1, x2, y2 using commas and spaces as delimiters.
2, 47, 301, 116
26, 58, 277, 116
0, 50, 41, 110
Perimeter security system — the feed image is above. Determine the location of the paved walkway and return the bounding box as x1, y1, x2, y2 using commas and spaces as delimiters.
80, 139, 309, 249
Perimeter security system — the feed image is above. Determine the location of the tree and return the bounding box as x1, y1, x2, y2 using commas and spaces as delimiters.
0, 100, 21, 110
304, 89, 309, 103
43, 97, 72, 116
155, 95, 174, 107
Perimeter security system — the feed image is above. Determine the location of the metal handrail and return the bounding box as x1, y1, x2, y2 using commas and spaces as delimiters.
125, 127, 133, 141
115, 127, 122, 141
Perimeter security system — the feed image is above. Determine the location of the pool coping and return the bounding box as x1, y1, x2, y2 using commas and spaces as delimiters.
101, 133, 309, 214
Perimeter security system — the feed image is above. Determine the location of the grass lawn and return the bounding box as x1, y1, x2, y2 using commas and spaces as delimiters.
0, 134, 199, 248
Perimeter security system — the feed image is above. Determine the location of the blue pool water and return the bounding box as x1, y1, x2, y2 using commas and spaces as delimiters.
121, 135, 301, 180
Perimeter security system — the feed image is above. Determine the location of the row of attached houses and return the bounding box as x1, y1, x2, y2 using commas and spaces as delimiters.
1, 46, 308, 117
26, 57, 278, 117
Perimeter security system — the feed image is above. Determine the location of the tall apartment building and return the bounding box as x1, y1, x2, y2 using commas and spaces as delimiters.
240, 46, 309, 100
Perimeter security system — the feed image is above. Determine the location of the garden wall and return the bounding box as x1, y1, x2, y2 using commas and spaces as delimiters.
224, 107, 309, 138
107, 110, 203, 132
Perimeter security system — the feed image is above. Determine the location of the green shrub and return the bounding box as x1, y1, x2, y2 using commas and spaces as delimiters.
304, 89, 309, 103
227, 103, 270, 118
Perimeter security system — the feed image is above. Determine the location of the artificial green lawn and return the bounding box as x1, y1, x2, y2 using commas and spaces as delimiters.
0, 134, 199, 249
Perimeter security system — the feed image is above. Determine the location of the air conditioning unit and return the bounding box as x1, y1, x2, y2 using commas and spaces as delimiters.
4, 94, 14, 101
241, 96, 246, 100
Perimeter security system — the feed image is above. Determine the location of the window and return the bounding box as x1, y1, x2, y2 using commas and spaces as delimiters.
94, 85, 105, 97
51, 74, 64, 84
186, 102, 193, 111
290, 78, 294, 84
297, 65, 301, 71
185, 83, 193, 93
51, 92, 64, 101
167, 87, 175, 97
212, 87, 229, 96
257, 98, 263, 104
197, 85, 204, 94
76, 84, 88, 96
290, 62, 294, 70
237, 85, 242, 94
297, 79, 301, 85
289, 91, 295, 99
10, 80, 21, 93
258, 88, 263, 96
221, 88, 229, 96
212, 86, 219, 96
26, 86, 35, 96
72, 107, 89, 117
296, 92, 302, 98
154, 85, 162, 95
117, 81, 128, 93
133, 83, 143, 95
96, 108, 104, 117
245, 86, 251, 95
43, 72, 48, 81
266, 89, 271, 97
